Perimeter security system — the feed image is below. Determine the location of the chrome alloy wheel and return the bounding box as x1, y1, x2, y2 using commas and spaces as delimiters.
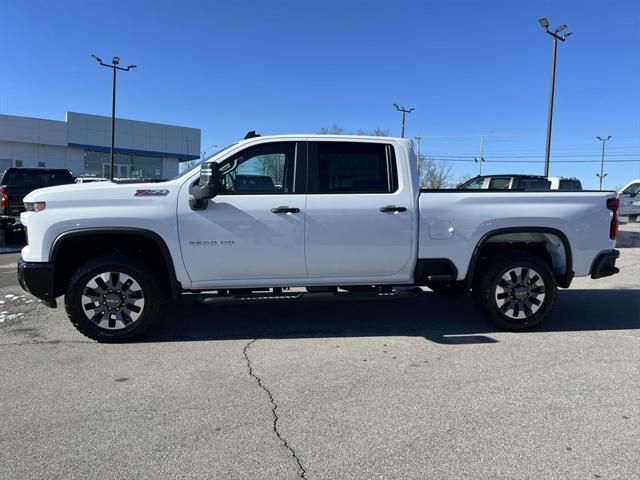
494, 267, 546, 320
81, 272, 145, 329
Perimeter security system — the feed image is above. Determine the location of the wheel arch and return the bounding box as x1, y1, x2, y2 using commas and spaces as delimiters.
50, 227, 181, 299
465, 227, 574, 289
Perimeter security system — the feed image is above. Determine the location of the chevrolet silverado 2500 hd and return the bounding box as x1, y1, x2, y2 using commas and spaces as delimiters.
17, 134, 620, 342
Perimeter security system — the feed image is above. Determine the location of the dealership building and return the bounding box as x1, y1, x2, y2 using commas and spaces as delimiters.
0, 112, 201, 179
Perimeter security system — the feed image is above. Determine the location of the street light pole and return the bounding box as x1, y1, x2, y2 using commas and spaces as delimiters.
91, 55, 137, 180
393, 103, 415, 138
414, 135, 422, 159
538, 18, 572, 177
475, 131, 494, 175
596, 135, 611, 190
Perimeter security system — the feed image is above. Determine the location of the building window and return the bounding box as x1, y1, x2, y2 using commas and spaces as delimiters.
15, 160, 23, 167
38, 161, 46, 168
83, 150, 164, 179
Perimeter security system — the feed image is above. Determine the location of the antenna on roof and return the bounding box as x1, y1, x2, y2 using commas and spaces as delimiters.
244, 130, 261, 139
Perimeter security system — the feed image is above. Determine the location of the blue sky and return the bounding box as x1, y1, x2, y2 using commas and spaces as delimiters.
1, 0, 638, 188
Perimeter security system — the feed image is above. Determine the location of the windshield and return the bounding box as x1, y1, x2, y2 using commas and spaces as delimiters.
622, 182, 640, 195
172, 143, 237, 180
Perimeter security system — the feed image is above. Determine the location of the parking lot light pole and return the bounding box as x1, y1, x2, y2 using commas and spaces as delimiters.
538, 18, 572, 177
393, 103, 415, 138
476, 130, 494, 175
596, 135, 612, 190
91, 55, 137, 180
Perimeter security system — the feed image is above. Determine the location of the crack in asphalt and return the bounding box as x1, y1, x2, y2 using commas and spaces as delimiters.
243, 336, 308, 479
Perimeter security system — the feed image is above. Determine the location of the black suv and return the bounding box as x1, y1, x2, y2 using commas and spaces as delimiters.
0, 168, 75, 234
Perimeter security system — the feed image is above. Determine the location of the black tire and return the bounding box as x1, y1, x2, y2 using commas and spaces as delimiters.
629, 215, 637, 223
473, 252, 557, 331
64, 254, 167, 342
425, 281, 467, 295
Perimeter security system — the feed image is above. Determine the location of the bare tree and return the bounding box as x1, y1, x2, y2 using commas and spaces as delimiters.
455, 173, 474, 187
417, 155, 453, 189
319, 125, 388, 136
257, 153, 285, 184
318, 125, 346, 135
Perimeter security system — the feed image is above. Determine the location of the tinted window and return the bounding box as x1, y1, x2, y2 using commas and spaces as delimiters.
1, 169, 74, 188
518, 178, 550, 191
558, 179, 582, 190
218, 142, 296, 194
309, 142, 396, 194
458, 177, 485, 189
488, 177, 511, 189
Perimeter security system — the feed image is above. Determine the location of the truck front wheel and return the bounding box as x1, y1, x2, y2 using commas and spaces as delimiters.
474, 253, 557, 331
64, 254, 167, 342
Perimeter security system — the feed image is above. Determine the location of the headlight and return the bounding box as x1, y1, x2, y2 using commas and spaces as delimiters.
24, 202, 46, 212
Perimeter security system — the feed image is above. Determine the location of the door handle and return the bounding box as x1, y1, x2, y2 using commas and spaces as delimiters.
271, 206, 300, 214
379, 205, 407, 213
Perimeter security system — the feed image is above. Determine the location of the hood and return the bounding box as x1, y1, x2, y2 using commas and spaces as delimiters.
23, 180, 176, 204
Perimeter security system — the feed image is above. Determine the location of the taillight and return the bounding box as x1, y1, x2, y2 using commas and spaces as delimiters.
607, 197, 619, 240
0, 187, 7, 210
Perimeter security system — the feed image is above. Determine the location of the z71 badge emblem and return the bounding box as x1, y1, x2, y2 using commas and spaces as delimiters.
135, 189, 169, 197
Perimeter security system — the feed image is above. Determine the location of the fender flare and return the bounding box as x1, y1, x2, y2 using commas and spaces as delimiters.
464, 226, 574, 289
50, 227, 181, 299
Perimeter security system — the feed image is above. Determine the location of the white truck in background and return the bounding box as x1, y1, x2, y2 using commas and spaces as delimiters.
18, 133, 621, 342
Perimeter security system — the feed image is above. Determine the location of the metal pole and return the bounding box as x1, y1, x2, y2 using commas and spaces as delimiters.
110, 67, 117, 180
597, 136, 610, 190
479, 135, 485, 175
599, 139, 606, 190
400, 111, 406, 138
544, 36, 558, 177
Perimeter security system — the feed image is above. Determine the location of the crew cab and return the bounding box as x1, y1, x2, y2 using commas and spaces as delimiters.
17, 134, 620, 342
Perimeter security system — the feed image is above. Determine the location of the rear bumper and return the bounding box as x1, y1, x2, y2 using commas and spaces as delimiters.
17, 258, 57, 307
590, 250, 620, 279
0, 215, 19, 228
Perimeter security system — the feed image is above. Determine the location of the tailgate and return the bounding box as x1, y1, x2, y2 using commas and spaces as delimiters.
4, 187, 33, 216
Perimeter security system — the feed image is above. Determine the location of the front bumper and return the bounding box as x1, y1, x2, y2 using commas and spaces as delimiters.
590, 250, 620, 279
17, 258, 57, 307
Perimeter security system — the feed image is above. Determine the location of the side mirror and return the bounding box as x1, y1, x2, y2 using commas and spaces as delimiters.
190, 162, 224, 210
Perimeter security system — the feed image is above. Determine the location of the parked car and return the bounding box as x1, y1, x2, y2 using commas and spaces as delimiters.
18, 134, 619, 342
619, 178, 640, 222
547, 176, 583, 190
0, 168, 74, 238
75, 177, 108, 184
457, 174, 551, 191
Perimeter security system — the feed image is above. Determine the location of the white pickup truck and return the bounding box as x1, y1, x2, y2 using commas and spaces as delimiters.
18, 134, 621, 342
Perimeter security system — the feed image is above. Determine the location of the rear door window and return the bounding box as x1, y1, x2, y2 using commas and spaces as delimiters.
488, 177, 512, 189
518, 178, 550, 191
558, 179, 582, 190
307, 142, 397, 194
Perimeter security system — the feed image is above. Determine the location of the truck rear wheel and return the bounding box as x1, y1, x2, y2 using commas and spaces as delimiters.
64, 254, 167, 342
474, 253, 557, 331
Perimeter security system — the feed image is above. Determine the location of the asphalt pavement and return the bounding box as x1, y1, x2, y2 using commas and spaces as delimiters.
1, 225, 638, 479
